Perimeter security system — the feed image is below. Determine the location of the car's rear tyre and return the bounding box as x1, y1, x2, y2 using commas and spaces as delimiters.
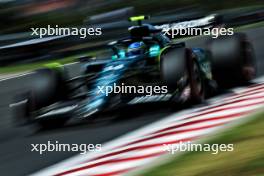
160, 47, 204, 104
29, 68, 66, 109
209, 33, 256, 87
12, 68, 69, 128
13, 92, 71, 129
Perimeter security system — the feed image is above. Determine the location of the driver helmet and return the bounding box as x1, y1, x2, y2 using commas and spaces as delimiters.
127, 41, 146, 56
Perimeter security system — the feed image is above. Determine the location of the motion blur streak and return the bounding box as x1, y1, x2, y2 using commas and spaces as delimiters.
33, 80, 264, 176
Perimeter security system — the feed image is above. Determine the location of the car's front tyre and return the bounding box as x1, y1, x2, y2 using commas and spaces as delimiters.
160, 47, 205, 104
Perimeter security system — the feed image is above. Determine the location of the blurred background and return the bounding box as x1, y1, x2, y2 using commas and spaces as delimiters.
0, 0, 263, 68
0, 0, 262, 33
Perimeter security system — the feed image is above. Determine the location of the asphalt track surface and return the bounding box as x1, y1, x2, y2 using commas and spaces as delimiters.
0, 27, 263, 176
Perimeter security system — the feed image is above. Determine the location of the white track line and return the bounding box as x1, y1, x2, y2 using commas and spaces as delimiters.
0, 72, 33, 82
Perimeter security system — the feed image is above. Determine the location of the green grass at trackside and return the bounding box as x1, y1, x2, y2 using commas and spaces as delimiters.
139, 111, 264, 176
1, 20, 264, 75
0, 51, 97, 74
